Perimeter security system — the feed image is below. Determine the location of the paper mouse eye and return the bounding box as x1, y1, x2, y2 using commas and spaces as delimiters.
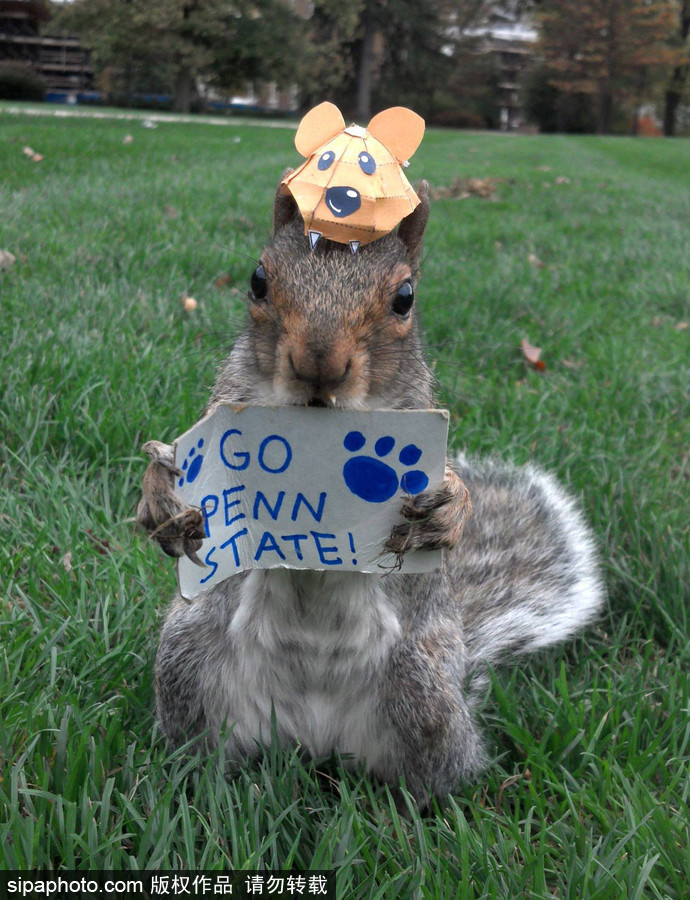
358, 151, 376, 175
392, 280, 414, 317
318, 150, 336, 171
249, 264, 268, 301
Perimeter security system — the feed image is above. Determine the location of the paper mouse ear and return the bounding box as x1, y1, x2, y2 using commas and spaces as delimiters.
367, 107, 425, 163
294, 102, 346, 158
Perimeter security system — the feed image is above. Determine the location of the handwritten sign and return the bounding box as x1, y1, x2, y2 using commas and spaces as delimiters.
173, 405, 448, 599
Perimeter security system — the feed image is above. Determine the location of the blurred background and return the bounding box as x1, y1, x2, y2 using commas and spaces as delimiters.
1, 0, 688, 135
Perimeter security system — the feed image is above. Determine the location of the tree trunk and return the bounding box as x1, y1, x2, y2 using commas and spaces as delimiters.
173, 65, 194, 113
663, 86, 681, 136
356, 3, 375, 121
663, 1, 690, 136
631, 66, 646, 136
597, 85, 613, 134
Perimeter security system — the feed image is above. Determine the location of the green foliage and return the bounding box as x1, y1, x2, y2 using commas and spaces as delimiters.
50, 0, 306, 108
536, 0, 678, 133
522, 64, 597, 134
0, 109, 688, 892
0, 61, 47, 102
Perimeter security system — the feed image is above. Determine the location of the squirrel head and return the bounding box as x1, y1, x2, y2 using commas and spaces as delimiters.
244, 174, 433, 411
281, 102, 425, 253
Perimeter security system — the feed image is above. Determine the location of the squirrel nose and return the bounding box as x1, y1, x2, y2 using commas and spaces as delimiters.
288, 351, 351, 392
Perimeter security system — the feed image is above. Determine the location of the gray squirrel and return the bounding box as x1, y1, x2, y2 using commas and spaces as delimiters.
138, 178, 604, 808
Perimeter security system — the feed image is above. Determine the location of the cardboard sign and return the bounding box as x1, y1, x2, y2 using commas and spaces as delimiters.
173, 405, 448, 599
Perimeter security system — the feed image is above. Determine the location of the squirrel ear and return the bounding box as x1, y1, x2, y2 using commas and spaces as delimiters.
294, 102, 346, 157
397, 180, 429, 264
367, 107, 425, 163
273, 169, 298, 234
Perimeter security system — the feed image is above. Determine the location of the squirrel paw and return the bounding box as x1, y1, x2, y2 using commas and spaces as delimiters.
385, 465, 471, 554
137, 440, 205, 565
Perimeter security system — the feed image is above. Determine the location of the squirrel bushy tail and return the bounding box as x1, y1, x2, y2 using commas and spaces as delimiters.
447, 455, 603, 671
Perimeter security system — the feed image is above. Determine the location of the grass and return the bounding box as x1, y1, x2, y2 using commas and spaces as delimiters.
1, 105, 688, 897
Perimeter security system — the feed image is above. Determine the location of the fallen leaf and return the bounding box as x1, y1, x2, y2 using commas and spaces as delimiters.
562, 358, 583, 370
214, 273, 233, 288
429, 177, 503, 201
555, 175, 571, 185
674, 321, 688, 331
528, 253, 546, 269
22, 145, 43, 162
0, 250, 16, 270
520, 337, 546, 370
85, 529, 111, 555
60, 551, 73, 573
181, 294, 197, 311
123, 134, 134, 145
496, 769, 531, 814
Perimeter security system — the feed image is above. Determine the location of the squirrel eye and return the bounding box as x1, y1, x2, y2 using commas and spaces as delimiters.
250, 264, 267, 301
392, 280, 414, 317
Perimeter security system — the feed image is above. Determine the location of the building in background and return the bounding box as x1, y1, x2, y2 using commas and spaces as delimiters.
0, 0, 93, 98
460, 6, 538, 130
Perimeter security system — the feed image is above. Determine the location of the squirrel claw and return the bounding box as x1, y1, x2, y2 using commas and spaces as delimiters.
138, 441, 206, 565
386, 466, 472, 554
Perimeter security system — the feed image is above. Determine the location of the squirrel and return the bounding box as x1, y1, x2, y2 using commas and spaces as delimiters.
137, 176, 604, 808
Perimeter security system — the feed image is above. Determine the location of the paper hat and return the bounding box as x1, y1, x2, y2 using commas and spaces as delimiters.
282, 102, 425, 253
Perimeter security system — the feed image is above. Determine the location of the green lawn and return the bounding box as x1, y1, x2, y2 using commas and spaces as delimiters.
1, 106, 688, 897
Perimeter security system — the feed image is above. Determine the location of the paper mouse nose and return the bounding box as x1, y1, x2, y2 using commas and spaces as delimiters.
325, 186, 361, 219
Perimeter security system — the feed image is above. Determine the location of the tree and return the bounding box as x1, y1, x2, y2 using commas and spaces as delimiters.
663, 0, 690, 135
347, 0, 494, 121
537, 0, 677, 134
50, 0, 306, 112
292, 0, 363, 112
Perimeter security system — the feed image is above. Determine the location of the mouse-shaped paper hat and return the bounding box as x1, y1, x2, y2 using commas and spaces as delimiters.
281, 102, 425, 253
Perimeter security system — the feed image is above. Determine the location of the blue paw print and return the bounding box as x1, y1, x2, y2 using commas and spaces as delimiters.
342, 431, 429, 503
178, 439, 205, 487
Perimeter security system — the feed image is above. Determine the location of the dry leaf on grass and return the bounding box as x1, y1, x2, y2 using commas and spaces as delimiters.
652, 316, 689, 330
85, 529, 112, 555
429, 177, 504, 201
528, 253, 546, 269
123, 134, 134, 145
22, 145, 43, 162
520, 337, 546, 371
496, 769, 531, 814
0, 250, 17, 270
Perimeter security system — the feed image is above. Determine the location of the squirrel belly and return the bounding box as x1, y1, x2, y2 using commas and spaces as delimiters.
157, 569, 403, 767
145, 177, 605, 806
